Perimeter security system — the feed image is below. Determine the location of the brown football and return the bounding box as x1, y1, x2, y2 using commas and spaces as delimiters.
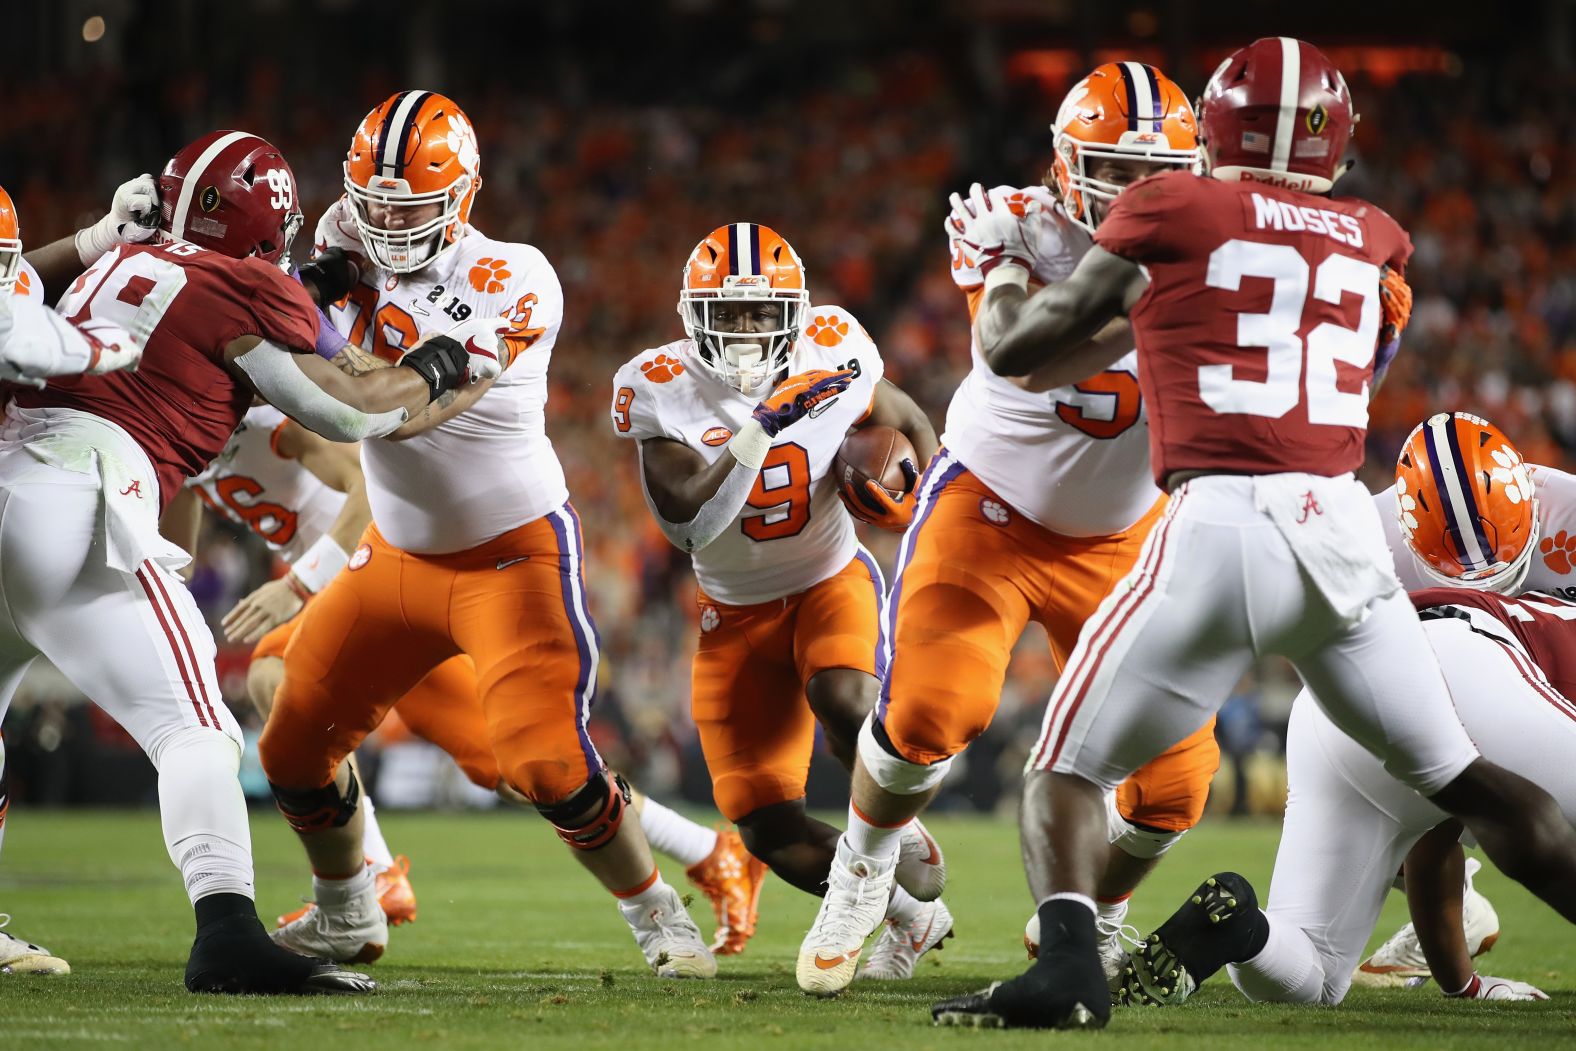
834, 425, 917, 515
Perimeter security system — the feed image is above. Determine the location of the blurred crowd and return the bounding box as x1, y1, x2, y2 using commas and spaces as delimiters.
3, 34, 1572, 818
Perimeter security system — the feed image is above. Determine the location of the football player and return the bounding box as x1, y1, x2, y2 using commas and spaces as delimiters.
932, 38, 1576, 1030
612, 222, 946, 993
800, 62, 1208, 995
260, 91, 717, 978
0, 127, 483, 994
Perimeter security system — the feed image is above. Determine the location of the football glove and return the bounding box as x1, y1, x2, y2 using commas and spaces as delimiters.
75, 173, 160, 265
839, 458, 919, 532
1444, 973, 1548, 1002
946, 183, 1038, 277
298, 247, 361, 307
443, 316, 516, 383
751, 369, 855, 437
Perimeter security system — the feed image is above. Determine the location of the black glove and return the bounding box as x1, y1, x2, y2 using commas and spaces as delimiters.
399, 336, 467, 401
298, 248, 361, 306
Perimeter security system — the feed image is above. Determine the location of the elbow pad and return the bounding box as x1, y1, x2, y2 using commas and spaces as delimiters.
233, 340, 407, 442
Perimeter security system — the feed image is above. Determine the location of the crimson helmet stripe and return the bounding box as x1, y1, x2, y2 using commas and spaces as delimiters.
1120, 61, 1162, 132
169, 131, 251, 243
378, 90, 431, 179
1422, 416, 1492, 570
1271, 37, 1301, 173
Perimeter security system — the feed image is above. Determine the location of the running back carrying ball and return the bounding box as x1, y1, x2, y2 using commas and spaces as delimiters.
834, 424, 918, 526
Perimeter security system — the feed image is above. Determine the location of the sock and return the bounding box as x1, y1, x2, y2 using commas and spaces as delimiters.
884, 885, 926, 925
1033, 895, 1098, 957
639, 799, 718, 868
1097, 897, 1130, 928
155, 728, 256, 904
360, 793, 396, 872
193, 891, 256, 930
844, 801, 905, 864
312, 862, 374, 909
1226, 914, 1325, 1004
612, 868, 665, 906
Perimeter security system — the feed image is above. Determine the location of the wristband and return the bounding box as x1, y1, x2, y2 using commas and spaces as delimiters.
290, 535, 350, 594
74, 217, 119, 267
314, 308, 351, 361
726, 419, 772, 470
983, 262, 1030, 293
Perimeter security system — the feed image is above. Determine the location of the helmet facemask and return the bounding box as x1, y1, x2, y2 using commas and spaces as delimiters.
1407, 508, 1540, 596
344, 166, 471, 274
679, 279, 807, 398
0, 237, 21, 296
1053, 131, 1200, 234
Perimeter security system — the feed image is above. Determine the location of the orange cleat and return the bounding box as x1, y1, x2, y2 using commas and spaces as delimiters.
685, 828, 768, 956
276, 856, 419, 929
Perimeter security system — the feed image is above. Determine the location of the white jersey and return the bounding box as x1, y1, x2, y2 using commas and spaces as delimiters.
316, 197, 568, 553
941, 185, 1159, 538
16, 258, 42, 301
1374, 463, 1576, 597
187, 405, 347, 565
612, 309, 884, 605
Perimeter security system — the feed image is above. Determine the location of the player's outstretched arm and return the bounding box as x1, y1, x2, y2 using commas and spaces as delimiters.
980, 246, 1147, 386
864, 379, 938, 469
25, 175, 159, 299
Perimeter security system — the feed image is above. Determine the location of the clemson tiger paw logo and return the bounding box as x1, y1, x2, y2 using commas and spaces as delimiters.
1002, 191, 1033, 217
1541, 530, 1576, 575
640, 353, 685, 383
468, 257, 511, 294
806, 314, 849, 347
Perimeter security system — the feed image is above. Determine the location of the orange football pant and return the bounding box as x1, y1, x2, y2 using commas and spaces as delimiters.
258, 506, 602, 804
693, 553, 885, 822
878, 457, 1218, 834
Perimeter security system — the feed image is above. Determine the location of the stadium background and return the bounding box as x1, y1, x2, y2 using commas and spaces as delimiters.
0, 0, 1570, 820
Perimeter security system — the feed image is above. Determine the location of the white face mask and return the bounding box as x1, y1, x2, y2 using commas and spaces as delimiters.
344, 166, 470, 274
0, 238, 20, 296
677, 290, 807, 397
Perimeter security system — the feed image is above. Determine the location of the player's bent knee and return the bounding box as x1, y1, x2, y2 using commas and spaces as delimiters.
269, 764, 361, 834
859, 713, 953, 795
734, 799, 810, 858
1105, 792, 1189, 858
245, 657, 285, 719
535, 770, 631, 851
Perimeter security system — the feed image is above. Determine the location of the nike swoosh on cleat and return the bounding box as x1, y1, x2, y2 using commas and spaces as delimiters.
908, 916, 936, 953
496, 556, 530, 570
814, 949, 859, 970
917, 827, 941, 865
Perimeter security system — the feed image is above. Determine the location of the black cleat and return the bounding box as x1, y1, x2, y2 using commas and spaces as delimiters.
1117, 871, 1263, 1007
184, 914, 376, 995
933, 904, 1111, 1030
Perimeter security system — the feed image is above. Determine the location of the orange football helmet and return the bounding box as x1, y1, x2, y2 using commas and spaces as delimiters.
1395, 412, 1539, 594
0, 185, 21, 296
678, 222, 810, 397
1050, 62, 1200, 233
344, 90, 481, 273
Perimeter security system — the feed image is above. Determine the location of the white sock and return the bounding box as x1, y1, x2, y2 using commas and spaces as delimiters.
844, 803, 905, 864
1037, 891, 1097, 917
1097, 898, 1130, 927
1226, 914, 1325, 1004
884, 885, 926, 924
155, 728, 256, 904
313, 862, 375, 909
639, 799, 718, 867
360, 793, 396, 872
616, 873, 672, 914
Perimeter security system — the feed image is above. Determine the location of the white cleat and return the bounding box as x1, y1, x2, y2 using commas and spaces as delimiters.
1356, 857, 1500, 985
860, 899, 954, 980
271, 878, 388, 965
895, 819, 946, 902
0, 915, 69, 975
620, 884, 717, 979
797, 838, 896, 997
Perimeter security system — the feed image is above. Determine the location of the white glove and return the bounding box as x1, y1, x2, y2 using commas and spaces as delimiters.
1445, 973, 1549, 1002
75, 174, 160, 266
946, 183, 1039, 277
79, 318, 144, 375
440, 316, 514, 384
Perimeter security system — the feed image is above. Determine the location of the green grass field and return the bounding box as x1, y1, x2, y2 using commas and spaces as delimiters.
2, 809, 1574, 1049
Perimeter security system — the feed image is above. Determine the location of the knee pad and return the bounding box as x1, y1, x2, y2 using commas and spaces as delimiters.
1105, 790, 1187, 860
535, 770, 629, 851
269, 765, 361, 834
859, 713, 953, 795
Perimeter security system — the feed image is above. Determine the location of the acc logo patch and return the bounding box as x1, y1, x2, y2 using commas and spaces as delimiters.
348, 543, 373, 571
701, 426, 732, 446
700, 605, 721, 633
980, 499, 1010, 526
1306, 103, 1329, 135
199, 186, 221, 212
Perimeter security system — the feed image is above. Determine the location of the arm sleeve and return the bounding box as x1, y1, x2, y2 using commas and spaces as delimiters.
0, 296, 140, 378
637, 439, 762, 553
1094, 171, 1195, 264
232, 340, 408, 442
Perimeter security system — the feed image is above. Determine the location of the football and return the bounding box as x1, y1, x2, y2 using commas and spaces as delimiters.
833, 424, 917, 515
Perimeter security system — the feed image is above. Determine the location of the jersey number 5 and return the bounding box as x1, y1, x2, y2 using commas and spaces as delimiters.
742, 444, 811, 541
1055, 370, 1142, 439
1201, 239, 1380, 426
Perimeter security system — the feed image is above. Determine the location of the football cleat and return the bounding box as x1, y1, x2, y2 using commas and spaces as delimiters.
186, 914, 375, 995
895, 819, 946, 902
1357, 858, 1500, 985
933, 936, 1109, 1029
796, 838, 896, 997
685, 828, 769, 956
1025, 905, 1143, 991
1118, 872, 1263, 1007
0, 915, 69, 975
278, 855, 418, 929
620, 883, 717, 979
860, 899, 954, 980
271, 876, 387, 965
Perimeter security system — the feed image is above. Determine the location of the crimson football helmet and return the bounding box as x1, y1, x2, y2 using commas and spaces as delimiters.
158, 130, 304, 268
1196, 37, 1357, 194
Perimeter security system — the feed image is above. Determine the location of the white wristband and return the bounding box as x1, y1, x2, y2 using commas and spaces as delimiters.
983, 262, 1031, 293
74, 216, 118, 268
290, 534, 350, 594
726, 419, 772, 471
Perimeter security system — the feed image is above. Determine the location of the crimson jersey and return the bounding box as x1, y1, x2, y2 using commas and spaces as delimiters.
12, 241, 318, 509
1412, 588, 1576, 701
1094, 171, 1412, 485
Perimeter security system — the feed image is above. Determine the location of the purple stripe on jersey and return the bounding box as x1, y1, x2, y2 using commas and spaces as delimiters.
854, 548, 889, 681
548, 504, 603, 777
876, 450, 968, 723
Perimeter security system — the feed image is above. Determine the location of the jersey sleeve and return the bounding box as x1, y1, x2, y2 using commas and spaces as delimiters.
611, 353, 684, 443
245, 261, 321, 352
1094, 170, 1199, 264
496, 247, 564, 367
